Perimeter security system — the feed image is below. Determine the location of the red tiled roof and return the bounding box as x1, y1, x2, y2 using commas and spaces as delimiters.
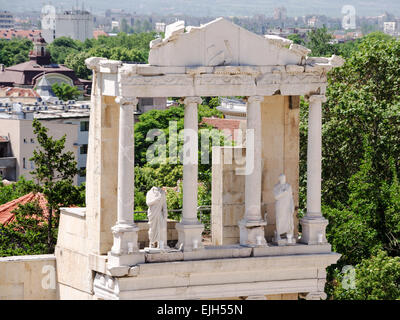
0, 29, 42, 41
93, 29, 108, 39
0, 87, 40, 98
202, 117, 244, 141
0, 192, 49, 226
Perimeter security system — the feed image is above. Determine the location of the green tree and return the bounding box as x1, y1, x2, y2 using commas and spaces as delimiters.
0, 200, 49, 257
64, 51, 92, 79
51, 83, 80, 101
332, 250, 400, 300
320, 34, 400, 207
133, 102, 225, 223
307, 26, 337, 56
297, 33, 400, 299
287, 34, 305, 46
47, 37, 82, 64
0, 177, 35, 205
0, 38, 33, 67
30, 119, 85, 252
323, 146, 400, 267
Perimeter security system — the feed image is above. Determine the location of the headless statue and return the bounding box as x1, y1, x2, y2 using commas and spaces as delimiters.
146, 187, 168, 249
273, 174, 294, 241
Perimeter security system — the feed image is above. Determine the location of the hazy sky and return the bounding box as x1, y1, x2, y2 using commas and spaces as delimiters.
1, 0, 399, 17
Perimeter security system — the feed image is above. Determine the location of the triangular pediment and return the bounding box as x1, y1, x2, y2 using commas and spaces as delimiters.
149, 18, 311, 67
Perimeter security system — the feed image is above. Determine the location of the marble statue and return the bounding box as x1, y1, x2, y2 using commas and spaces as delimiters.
273, 174, 295, 242
146, 187, 168, 249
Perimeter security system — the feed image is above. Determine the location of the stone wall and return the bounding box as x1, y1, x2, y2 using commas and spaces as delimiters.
0, 254, 58, 300
211, 146, 246, 245
211, 95, 300, 244
261, 95, 300, 240
55, 207, 93, 299
85, 94, 120, 255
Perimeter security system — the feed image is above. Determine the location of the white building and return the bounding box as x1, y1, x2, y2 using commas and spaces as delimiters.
42, 9, 94, 43
0, 118, 78, 184
0, 95, 169, 184
0, 11, 14, 29
34, 105, 90, 185
155, 22, 166, 33
216, 97, 247, 119
111, 20, 120, 31
384, 22, 397, 36
0, 102, 90, 185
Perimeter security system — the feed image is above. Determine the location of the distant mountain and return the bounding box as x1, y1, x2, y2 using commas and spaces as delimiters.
2, 0, 399, 17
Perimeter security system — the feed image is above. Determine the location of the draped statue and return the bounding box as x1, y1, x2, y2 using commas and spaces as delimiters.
146, 187, 168, 249
273, 174, 295, 242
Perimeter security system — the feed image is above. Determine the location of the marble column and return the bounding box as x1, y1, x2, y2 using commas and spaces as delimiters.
238, 96, 267, 247
107, 96, 144, 275
175, 97, 204, 251
300, 95, 329, 245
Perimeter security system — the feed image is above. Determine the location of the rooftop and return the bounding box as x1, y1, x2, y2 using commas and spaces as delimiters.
0, 29, 41, 41
0, 87, 40, 98
202, 117, 244, 141
0, 192, 48, 226
0, 99, 91, 120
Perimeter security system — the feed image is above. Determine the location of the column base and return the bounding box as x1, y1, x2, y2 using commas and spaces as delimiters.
300, 217, 328, 245
107, 252, 145, 276
272, 237, 296, 246
107, 223, 144, 276
175, 222, 204, 252
238, 219, 268, 247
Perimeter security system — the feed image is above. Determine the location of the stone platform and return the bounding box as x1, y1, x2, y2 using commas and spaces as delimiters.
93, 251, 339, 300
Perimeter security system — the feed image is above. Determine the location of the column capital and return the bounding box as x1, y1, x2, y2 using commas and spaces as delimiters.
85, 57, 107, 71
115, 96, 139, 106
183, 96, 203, 105
247, 95, 264, 103
307, 94, 327, 104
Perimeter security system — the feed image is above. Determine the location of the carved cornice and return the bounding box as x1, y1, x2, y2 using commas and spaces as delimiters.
194, 74, 255, 86
122, 74, 193, 86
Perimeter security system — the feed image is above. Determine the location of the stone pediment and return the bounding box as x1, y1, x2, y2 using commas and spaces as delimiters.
149, 18, 311, 67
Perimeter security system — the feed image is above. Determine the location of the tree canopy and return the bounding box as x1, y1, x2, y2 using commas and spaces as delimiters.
47, 32, 157, 79
298, 32, 400, 299
51, 83, 80, 101
0, 38, 33, 67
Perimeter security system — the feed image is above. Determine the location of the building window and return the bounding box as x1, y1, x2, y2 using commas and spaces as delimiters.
30, 161, 35, 169
30, 138, 34, 143
80, 121, 89, 132
22, 157, 26, 169
80, 144, 88, 154
23, 138, 27, 143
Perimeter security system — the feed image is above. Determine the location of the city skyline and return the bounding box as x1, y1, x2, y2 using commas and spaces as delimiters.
1, 0, 400, 18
